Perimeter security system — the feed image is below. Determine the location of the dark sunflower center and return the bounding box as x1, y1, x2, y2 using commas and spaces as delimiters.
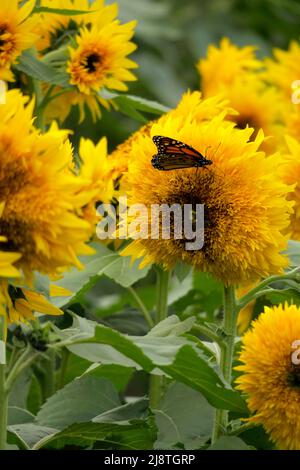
286, 364, 300, 389
0, 25, 7, 49
85, 53, 101, 73
0, 218, 35, 259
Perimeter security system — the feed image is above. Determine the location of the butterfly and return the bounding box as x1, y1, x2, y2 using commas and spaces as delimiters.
151, 136, 213, 171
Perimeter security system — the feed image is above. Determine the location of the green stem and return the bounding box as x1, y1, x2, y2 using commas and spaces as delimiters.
42, 349, 56, 400
212, 285, 238, 443
6, 347, 40, 394
0, 316, 7, 450
58, 348, 70, 390
192, 323, 224, 345
149, 268, 170, 408
128, 286, 154, 328
238, 267, 300, 310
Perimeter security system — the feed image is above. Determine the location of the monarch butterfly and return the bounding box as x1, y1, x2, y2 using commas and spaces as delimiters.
151, 136, 213, 171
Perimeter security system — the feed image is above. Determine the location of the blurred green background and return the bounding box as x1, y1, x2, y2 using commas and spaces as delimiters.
67, 0, 300, 149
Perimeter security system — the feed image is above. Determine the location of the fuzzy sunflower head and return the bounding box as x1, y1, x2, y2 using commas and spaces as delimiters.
197, 37, 261, 97
109, 91, 233, 186
121, 113, 292, 285
236, 303, 300, 450
0, 0, 37, 81
280, 135, 300, 241
0, 90, 93, 279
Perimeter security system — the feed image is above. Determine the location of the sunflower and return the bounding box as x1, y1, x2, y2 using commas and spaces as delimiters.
265, 40, 300, 100
35, 0, 106, 53
109, 91, 233, 186
280, 135, 300, 241
0, 0, 37, 81
0, 281, 62, 329
197, 37, 262, 97
0, 89, 93, 280
75, 136, 115, 227
38, 2, 137, 122
0, 250, 21, 279
121, 113, 292, 285
236, 303, 300, 450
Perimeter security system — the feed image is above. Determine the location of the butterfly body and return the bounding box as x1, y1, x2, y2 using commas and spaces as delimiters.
151, 136, 213, 171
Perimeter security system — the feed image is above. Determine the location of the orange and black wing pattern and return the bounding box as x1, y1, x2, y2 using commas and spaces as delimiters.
151, 136, 213, 171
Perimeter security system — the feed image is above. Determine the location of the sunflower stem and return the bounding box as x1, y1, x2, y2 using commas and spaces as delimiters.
212, 285, 238, 443
149, 267, 170, 408
127, 286, 154, 328
0, 316, 8, 450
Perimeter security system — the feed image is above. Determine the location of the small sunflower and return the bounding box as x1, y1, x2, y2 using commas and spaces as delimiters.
39, 3, 137, 123
236, 303, 300, 450
265, 40, 300, 100
0, 89, 93, 279
0, 281, 62, 326
197, 37, 261, 97
280, 135, 300, 241
121, 113, 292, 285
0, 0, 37, 81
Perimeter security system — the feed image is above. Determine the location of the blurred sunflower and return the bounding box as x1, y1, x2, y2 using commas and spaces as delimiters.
280, 135, 300, 241
0, 89, 93, 280
121, 114, 292, 285
265, 40, 300, 100
236, 303, 300, 450
197, 39, 280, 151
37, 2, 137, 122
197, 38, 261, 96
0, 0, 37, 81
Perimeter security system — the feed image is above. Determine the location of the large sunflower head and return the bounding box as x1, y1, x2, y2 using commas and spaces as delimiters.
0, 0, 37, 81
0, 90, 93, 279
197, 37, 262, 97
121, 113, 292, 285
236, 303, 300, 450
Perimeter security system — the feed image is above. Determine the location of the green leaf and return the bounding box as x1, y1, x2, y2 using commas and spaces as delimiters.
33, 7, 97, 15
161, 346, 248, 413
39, 420, 156, 450
208, 436, 252, 450
36, 376, 120, 429
8, 407, 35, 426
51, 244, 151, 307
154, 383, 213, 450
286, 240, 300, 267
8, 424, 58, 450
15, 50, 71, 88
93, 398, 149, 424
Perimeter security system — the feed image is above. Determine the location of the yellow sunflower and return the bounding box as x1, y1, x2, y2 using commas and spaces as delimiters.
280, 135, 300, 241
109, 91, 233, 186
35, 0, 106, 53
197, 37, 262, 97
0, 0, 37, 81
121, 113, 292, 285
236, 303, 300, 450
265, 40, 300, 100
0, 282, 62, 325
75, 136, 115, 227
0, 89, 93, 280
39, 3, 137, 122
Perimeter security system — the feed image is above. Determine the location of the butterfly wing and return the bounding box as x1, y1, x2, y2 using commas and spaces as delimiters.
152, 136, 212, 171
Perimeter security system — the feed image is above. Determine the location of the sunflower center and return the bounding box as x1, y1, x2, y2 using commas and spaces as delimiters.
0, 217, 36, 260
84, 53, 102, 73
0, 25, 7, 49
286, 364, 300, 389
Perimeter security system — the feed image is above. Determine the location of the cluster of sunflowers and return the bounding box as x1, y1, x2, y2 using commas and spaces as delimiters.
2, 0, 300, 451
